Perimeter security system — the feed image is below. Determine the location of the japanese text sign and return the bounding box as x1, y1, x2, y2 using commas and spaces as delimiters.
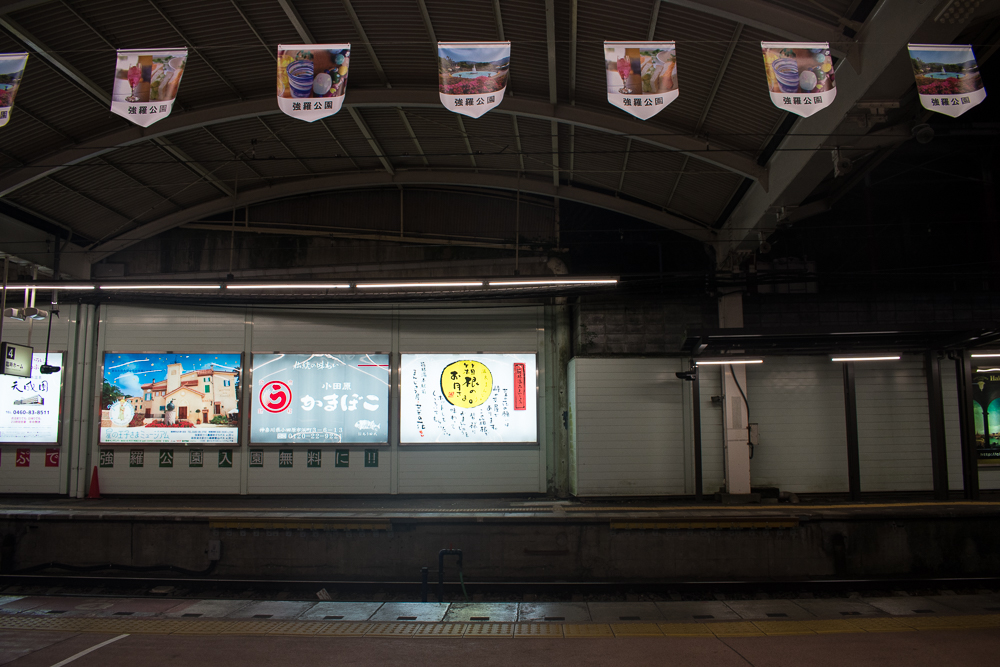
277, 44, 350, 121
0, 53, 28, 128
439, 42, 510, 118
908, 44, 986, 118
605, 42, 678, 120
250, 354, 389, 444
111, 49, 187, 127
761, 42, 836, 117
0, 353, 62, 444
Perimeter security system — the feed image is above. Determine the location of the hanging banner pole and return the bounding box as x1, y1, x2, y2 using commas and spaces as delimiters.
604, 41, 678, 120
277, 44, 351, 122
0, 52, 29, 128
761, 42, 836, 117
438, 42, 510, 118
908, 43, 986, 118
110, 48, 187, 127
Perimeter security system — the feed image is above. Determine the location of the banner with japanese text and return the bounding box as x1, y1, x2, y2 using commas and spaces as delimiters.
439, 42, 510, 118
250, 353, 389, 445
0, 353, 62, 444
761, 42, 836, 117
0, 53, 27, 128
605, 42, 677, 120
277, 44, 350, 122
111, 49, 186, 127
909, 44, 986, 118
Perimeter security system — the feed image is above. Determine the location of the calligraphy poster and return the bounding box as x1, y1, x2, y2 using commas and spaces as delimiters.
439, 42, 510, 118
0, 353, 62, 443
0, 53, 28, 128
110, 49, 186, 127
400, 354, 536, 443
604, 42, 677, 120
100, 353, 241, 445
250, 353, 389, 444
972, 367, 1000, 464
909, 44, 986, 118
277, 44, 350, 122
761, 42, 836, 117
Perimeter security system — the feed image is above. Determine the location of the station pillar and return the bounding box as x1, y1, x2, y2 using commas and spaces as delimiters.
718, 293, 752, 495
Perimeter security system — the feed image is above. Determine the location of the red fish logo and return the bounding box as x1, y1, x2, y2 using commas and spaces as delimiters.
260, 381, 291, 413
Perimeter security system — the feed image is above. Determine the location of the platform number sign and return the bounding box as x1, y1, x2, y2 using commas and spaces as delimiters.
250, 449, 264, 467
159, 449, 173, 468
218, 449, 233, 468
99, 449, 114, 468
364, 449, 378, 467
335, 449, 349, 467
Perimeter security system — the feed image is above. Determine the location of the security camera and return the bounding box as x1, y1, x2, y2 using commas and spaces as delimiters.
676, 370, 697, 381
912, 123, 935, 144
40, 364, 60, 374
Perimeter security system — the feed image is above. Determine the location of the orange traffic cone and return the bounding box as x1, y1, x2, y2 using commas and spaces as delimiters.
88, 466, 101, 499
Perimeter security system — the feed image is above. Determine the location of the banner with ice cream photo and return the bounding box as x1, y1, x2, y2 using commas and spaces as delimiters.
0, 53, 28, 128
438, 42, 510, 118
761, 42, 836, 117
605, 42, 678, 120
908, 44, 986, 118
110, 49, 186, 127
277, 44, 350, 122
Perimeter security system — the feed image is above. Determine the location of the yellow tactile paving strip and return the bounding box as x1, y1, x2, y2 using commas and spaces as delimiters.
0, 614, 997, 638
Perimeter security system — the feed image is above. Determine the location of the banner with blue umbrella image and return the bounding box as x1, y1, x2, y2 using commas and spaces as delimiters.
908, 44, 986, 118
277, 44, 350, 122
0, 53, 28, 128
110, 48, 187, 127
761, 42, 836, 117
605, 42, 678, 120
439, 42, 510, 118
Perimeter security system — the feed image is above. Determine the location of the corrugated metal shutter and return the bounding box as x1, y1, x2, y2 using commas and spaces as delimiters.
569, 358, 686, 496
700, 366, 725, 493
747, 357, 849, 493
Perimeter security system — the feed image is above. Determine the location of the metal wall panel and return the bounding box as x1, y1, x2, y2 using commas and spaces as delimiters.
247, 447, 390, 494
700, 367, 725, 493
250, 308, 393, 352
855, 360, 933, 492
398, 307, 540, 352
570, 358, 686, 496
101, 304, 246, 351
95, 447, 241, 494
397, 448, 539, 493
747, 357, 849, 493
0, 446, 63, 493
942, 363, 966, 491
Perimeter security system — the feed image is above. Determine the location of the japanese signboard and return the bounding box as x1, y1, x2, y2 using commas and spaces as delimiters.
100, 353, 241, 445
908, 44, 986, 118
604, 42, 678, 120
439, 42, 510, 118
761, 42, 836, 117
278, 44, 350, 122
972, 368, 1000, 464
110, 49, 187, 127
400, 353, 536, 444
250, 353, 389, 444
0, 53, 28, 128
2, 342, 32, 378
0, 353, 62, 444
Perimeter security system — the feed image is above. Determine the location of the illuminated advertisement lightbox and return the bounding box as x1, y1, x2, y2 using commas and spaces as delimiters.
100, 353, 241, 445
400, 353, 536, 443
251, 353, 390, 444
0, 353, 62, 443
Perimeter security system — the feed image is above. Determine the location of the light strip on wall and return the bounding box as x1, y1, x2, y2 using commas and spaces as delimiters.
489, 279, 618, 286
830, 356, 901, 362
694, 359, 764, 365
971, 353, 1000, 358
2, 284, 95, 290
356, 282, 484, 288
225, 284, 351, 289
98, 285, 222, 290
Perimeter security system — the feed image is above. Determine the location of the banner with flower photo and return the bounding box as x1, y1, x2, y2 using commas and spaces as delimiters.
0, 53, 28, 128
909, 44, 986, 118
111, 49, 186, 127
277, 44, 350, 122
439, 42, 510, 118
761, 42, 835, 117
605, 42, 678, 120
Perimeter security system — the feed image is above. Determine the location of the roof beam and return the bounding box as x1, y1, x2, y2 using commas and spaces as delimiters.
342, 0, 390, 88
396, 109, 429, 166
455, 116, 477, 169
347, 107, 394, 175
87, 170, 716, 261
277, 0, 315, 42
230, 0, 277, 61
544, 0, 559, 187
492, 0, 506, 40
0, 91, 768, 199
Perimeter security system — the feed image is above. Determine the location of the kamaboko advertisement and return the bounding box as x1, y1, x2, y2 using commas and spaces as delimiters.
100, 353, 241, 445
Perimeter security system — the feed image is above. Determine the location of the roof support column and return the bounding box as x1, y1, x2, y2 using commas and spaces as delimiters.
718, 292, 752, 496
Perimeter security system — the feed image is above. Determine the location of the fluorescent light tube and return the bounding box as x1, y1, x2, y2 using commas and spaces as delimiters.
830, 356, 901, 362
98, 285, 222, 290
694, 359, 764, 365
225, 284, 350, 289
971, 353, 1000, 358
356, 282, 483, 288
2, 284, 95, 290
489, 279, 618, 286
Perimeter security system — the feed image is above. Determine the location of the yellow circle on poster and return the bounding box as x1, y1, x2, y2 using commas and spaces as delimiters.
441, 360, 493, 408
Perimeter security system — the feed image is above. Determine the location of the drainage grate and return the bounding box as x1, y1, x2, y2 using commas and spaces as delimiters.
544, 616, 565, 621
619, 616, 641, 621
113, 612, 134, 616
693, 615, 714, 619
766, 613, 788, 618
182, 613, 202, 618
253, 614, 273, 619
840, 611, 861, 616
470, 616, 490, 621
913, 610, 935, 614
324, 616, 344, 620
397, 616, 417, 621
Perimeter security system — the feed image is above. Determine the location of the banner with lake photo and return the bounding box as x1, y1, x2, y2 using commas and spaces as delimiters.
0, 53, 28, 128
909, 44, 986, 118
439, 42, 510, 118
761, 42, 836, 117
277, 44, 350, 122
604, 42, 678, 120
110, 49, 186, 127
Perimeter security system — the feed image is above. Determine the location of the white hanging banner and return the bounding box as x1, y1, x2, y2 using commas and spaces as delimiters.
604, 42, 678, 120
908, 44, 986, 118
438, 42, 510, 118
277, 44, 350, 122
110, 49, 187, 127
761, 42, 836, 117
0, 53, 28, 128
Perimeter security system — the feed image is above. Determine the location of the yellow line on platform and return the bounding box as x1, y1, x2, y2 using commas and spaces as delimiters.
0, 614, 996, 638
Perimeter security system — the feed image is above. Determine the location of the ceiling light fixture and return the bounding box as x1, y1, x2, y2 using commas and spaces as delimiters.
355, 282, 484, 288
225, 284, 351, 289
98, 285, 222, 290
694, 359, 764, 365
971, 353, 1000, 358
489, 279, 618, 286
830, 355, 901, 362
2, 284, 95, 290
